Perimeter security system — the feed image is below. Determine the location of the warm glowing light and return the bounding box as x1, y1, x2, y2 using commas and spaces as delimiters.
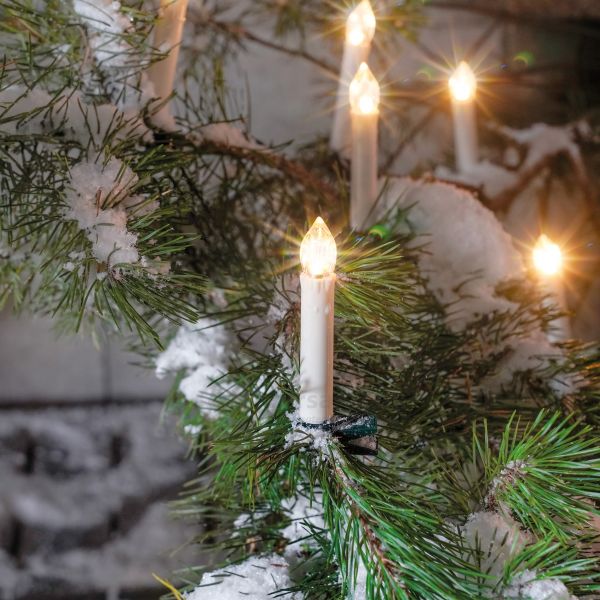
346, 0, 376, 47
349, 63, 380, 114
449, 61, 477, 102
300, 217, 337, 277
532, 234, 563, 277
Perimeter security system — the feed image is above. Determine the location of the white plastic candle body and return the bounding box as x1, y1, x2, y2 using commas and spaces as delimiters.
532, 234, 570, 341
299, 217, 337, 424
351, 111, 378, 229
349, 63, 380, 230
451, 99, 478, 174
147, 0, 189, 126
300, 272, 335, 423
330, 44, 370, 156
330, 1, 375, 156
448, 62, 478, 174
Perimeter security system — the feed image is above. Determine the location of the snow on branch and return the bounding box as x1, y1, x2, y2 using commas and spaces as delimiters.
73, 0, 153, 110
376, 177, 577, 396
184, 554, 303, 600
280, 493, 324, 547
436, 121, 588, 209
496, 122, 585, 177
198, 122, 264, 151
461, 414, 600, 599
64, 156, 155, 268
155, 318, 239, 419
377, 177, 523, 328
460, 510, 576, 599
504, 570, 574, 600
461, 510, 529, 586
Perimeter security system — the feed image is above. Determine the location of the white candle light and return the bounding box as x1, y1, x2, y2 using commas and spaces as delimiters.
299, 217, 337, 424
532, 234, 570, 340
146, 0, 189, 128
330, 0, 376, 156
448, 61, 478, 174
349, 63, 379, 230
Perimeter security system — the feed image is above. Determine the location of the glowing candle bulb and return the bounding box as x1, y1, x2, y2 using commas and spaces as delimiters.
448, 61, 478, 173
346, 0, 376, 47
532, 234, 570, 340
300, 217, 338, 278
349, 63, 379, 229
330, 1, 376, 156
449, 61, 477, 103
349, 63, 380, 115
532, 234, 563, 277
299, 217, 336, 424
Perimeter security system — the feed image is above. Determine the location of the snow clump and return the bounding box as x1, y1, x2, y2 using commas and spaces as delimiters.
184, 554, 303, 600
64, 157, 146, 266
155, 318, 239, 418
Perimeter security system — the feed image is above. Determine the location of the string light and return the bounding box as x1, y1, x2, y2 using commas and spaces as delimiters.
349, 63, 380, 115
449, 61, 477, 102
346, 0, 376, 47
300, 217, 337, 277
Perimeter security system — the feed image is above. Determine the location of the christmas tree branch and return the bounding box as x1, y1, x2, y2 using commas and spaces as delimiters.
477, 411, 600, 543
318, 441, 480, 599
150, 128, 342, 216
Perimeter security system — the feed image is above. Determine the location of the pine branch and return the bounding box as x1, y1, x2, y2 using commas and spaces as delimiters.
477, 412, 600, 543
317, 441, 481, 599
149, 129, 342, 217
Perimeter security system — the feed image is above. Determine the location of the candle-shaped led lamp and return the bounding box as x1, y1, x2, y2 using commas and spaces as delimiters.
146, 0, 189, 127
532, 234, 570, 340
330, 0, 376, 156
349, 63, 380, 230
448, 61, 478, 174
299, 217, 337, 424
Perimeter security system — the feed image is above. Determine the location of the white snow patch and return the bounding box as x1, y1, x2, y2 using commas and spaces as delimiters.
377, 177, 524, 331
183, 424, 202, 436
280, 494, 325, 558
0, 86, 58, 136
140, 255, 171, 276
285, 410, 332, 457
155, 318, 238, 417
185, 554, 303, 600
233, 512, 252, 530
436, 160, 519, 198
499, 123, 584, 176
481, 331, 555, 393
73, 0, 153, 109
64, 158, 140, 266
504, 569, 575, 600
481, 330, 581, 397
199, 122, 264, 151
436, 123, 584, 201
461, 511, 529, 589
156, 318, 232, 376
